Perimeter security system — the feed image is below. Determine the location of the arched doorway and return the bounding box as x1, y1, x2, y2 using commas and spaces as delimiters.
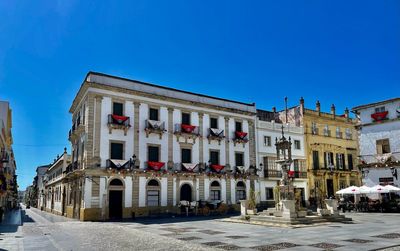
109, 179, 124, 220
180, 184, 192, 202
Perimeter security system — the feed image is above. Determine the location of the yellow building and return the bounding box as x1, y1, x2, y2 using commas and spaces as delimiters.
278, 98, 361, 204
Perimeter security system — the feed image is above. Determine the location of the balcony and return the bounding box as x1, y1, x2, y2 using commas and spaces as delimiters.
0, 149, 9, 163
107, 114, 131, 135
371, 111, 388, 122
207, 128, 225, 145
65, 161, 79, 174
264, 169, 282, 178
210, 164, 225, 173
174, 124, 200, 143
233, 131, 248, 146
144, 120, 166, 139
69, 117, 85, 141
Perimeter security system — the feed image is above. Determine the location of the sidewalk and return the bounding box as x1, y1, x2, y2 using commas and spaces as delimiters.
0, 208, 24, 251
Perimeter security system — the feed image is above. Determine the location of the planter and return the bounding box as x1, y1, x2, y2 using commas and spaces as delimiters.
317, 208, 331, 216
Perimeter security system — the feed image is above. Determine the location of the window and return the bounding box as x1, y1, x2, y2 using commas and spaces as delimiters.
324, 152, 334, 168
336, 127, 342, 138
210, 117, 218, 129
113, 102, 123, 116
147, 179, 160, 206
265, 188, 274, 200
149, 108, 159, 121
323, 125, 330, 136
236, 181, 246, 202
347, 154, 354, 171
235, 121, 242, 132
210, 151, 219, 165
336, 153, 345, 169
264, 136, 271, 146
235, 152, 244, 167
345, 128, 352, 140
375, 106, 385, 113
182, 112, 191, 125
181, 148, 191, 163
294, 140, 301, 150
311, 122, 318, 135
148, 146, 160, 162
210, 181, 221, 200
312, 151, 319, 169
379, 177, 394, 185
110, 142, 123, 159
376, 139, 391, 154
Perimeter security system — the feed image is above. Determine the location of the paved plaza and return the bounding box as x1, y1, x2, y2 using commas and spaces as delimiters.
1, 206, 400, 251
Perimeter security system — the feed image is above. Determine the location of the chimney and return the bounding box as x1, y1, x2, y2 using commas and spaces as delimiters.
272, 107, 276, 113
316, 100, 321, 114
331, 104, 336, 118
64, 147, 67, 154
344, 107, 349, 118
299, 97, 304, 115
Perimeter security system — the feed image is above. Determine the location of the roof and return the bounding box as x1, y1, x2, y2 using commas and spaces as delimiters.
352, 97, 400, 112
71, 71, 256, 114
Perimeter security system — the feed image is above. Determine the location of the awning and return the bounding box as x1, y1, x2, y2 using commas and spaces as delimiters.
182, 163, 197, 172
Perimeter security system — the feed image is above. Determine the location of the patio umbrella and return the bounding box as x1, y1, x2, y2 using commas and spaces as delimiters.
369, 185, 390, 194
384, 185, 400, 192
336, 186, 361, 195
359, 185, 372, 194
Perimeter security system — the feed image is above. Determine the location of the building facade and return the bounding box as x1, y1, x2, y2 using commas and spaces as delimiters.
279, 98, 361, 205
352, 98, 400, 187
36, 165, 50, 209
65, 72, 258, 220
256, 109, 308, 208
0, 101, 18, 210
43, 149, 71, 215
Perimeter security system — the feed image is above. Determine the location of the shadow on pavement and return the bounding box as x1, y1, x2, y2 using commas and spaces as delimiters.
106, 213, 240, 225
21, 210, 35, 224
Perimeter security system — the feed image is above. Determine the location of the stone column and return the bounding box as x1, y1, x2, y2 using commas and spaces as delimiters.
224, 117, 230, 170
199, 113, 204, 167
199, 176, 204, 200
167, 108, 174, 169
132, 176, 139, 208
86, 94, 96, 168
134, 102, 140, 167
226, 178, 231, 204
167, 176, 173, 206
93, 96, 102, 167
248, 120, 256, 167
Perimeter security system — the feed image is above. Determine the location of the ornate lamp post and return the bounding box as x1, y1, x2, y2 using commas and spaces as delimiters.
275, 124, 294, 200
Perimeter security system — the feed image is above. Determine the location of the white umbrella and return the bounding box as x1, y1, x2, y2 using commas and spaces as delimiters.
369, 185, 390, 194
336, 186, 361, 195
384, 185, 400, 192
359, 185, 372, 194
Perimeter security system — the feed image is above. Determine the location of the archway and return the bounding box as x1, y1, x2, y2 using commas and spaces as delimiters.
180, 184, 192, 202
109, 179, 124, 220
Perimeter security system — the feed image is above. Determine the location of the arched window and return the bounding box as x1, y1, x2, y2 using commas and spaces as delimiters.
110, 179, 123, 186
236, 181, 246, 202
210, 181, 221, 200
147, 179, 160, 206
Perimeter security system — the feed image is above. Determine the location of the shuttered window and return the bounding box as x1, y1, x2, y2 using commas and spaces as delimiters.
148, 146, 159, 162
113, 102, 123, 116
110, 143, 123, 160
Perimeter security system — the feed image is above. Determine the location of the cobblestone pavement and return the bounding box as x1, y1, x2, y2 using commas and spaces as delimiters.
1, 207, 400, 251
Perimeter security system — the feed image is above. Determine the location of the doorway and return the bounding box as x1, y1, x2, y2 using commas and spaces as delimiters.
109, 190, 123, 219
180, 184, 192, 202
326, 179, 334, 198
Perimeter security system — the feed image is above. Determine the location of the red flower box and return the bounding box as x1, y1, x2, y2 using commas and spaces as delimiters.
211, 164, 224, 172
288, 170, 295, 177
371, 111, 388, 121
181, 124, 196, 133
112, 114, 129, 124
235, 131, 248, 139
147, 161, 165, 171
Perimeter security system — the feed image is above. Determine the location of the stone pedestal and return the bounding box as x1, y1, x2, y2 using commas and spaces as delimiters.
240, 200, 248, 216
280, 200, 297, 219
325, 199, 339, 216
317, 208, 331, 216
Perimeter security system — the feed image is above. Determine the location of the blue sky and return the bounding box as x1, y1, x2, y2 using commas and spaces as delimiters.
0, 1, 399, 190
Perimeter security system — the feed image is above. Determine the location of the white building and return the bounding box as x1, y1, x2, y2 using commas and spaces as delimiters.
66, 72, 257, 220
43, 149, 71, 215
256, 109, 308, 208
36, 165, 50, 209
352, 97, 400, 187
